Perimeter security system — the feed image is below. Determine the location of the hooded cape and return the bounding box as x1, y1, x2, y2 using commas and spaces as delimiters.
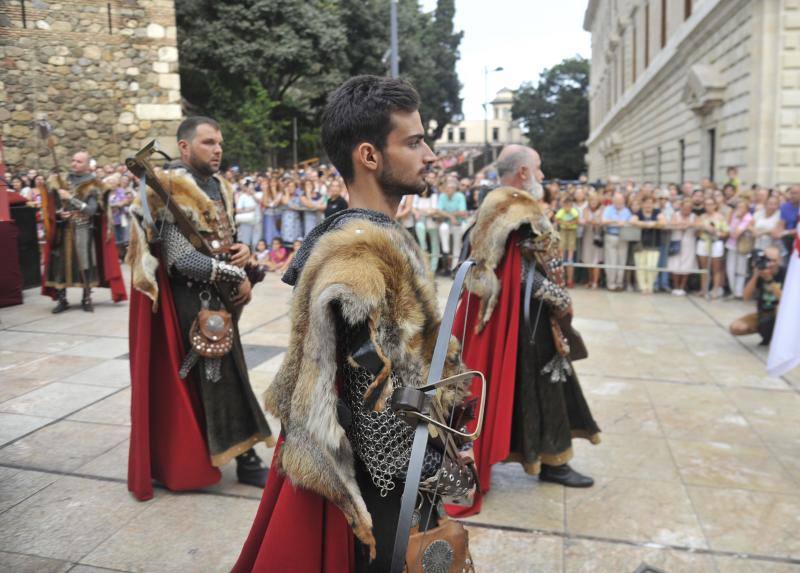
126, 168, 239, 500
234, 212, 470, 571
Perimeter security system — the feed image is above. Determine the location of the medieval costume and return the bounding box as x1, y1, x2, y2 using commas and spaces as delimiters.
126, 163, 274, 501
42, 173, 127, 311
450, 186, 600, 518
233, 210, 476, 573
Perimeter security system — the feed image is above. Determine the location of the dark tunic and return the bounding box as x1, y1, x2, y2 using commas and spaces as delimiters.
44, 173, 101, 289
167, 169, 272, 464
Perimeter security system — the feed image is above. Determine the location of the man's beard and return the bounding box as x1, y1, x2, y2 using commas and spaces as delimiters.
526, 178, 544, 200
189, 154, 218, 177
378, 159, 428, 198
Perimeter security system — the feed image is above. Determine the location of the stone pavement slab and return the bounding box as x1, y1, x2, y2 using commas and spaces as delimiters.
1, 270, 799, 572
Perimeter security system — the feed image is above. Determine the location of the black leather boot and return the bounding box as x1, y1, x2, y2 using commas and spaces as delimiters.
81, 289, 94, 313
236, 448, 268, 488
539, 463, 594, 488
52, 289, 69, 314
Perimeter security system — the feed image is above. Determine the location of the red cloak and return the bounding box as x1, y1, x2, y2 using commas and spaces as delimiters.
127, 259, 220, 501
41, 213, 128, 303
447, 240, 522, 518
232, 436, 355, 573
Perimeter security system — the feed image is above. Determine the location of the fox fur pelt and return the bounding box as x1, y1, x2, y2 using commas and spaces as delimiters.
264, 218, 470, 558
465, 186, 559, 332
125, 167, 235, 310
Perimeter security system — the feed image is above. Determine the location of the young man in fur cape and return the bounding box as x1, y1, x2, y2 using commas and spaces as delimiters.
233, 76, 477, 573
42, 150, 127, 312
126, 117, 274, 501
449, 144, 601, 518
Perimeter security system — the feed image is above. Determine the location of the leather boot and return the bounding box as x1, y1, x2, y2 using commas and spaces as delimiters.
539, 463, 594, 488
81, 289, 94, 313
52, 290, 69, 314
236, 448, 268, 488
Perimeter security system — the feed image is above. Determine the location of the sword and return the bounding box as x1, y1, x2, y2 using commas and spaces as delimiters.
388, 260, 487, 573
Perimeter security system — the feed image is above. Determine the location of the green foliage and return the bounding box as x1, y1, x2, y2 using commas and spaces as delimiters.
175, 0, 462, 166
512, 56, 590, 180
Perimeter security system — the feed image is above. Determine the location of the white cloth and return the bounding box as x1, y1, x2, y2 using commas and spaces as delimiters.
767, 230, 800, 377
413, 194, 439, 230
753, 209, 781, 250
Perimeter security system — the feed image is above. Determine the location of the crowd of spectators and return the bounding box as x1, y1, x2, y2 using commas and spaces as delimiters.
9, 160, 799, 300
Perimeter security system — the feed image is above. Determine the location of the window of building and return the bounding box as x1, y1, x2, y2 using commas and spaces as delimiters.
492, 127, 499, 143
684, 0, 692, 21
679, 139, 686, 183
660, 0, 667, 49
708, 128, 716, 181
447, 128, 454, 143
459, 128, 466, 143
645, 3, 650, 68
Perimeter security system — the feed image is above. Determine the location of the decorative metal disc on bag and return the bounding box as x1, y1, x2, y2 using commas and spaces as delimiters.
421, 539, 454, 573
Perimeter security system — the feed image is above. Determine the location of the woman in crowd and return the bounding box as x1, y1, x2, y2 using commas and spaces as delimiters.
261, 177, 282, 246
668, 198, 698, 296
412, 187, 441, 273
300, 178, 325, 236
580, 191, 604, 289
234, 181, 259, 248
696, 197, 728, 298
323, 178, 348, 218
725, 200, 754, 298
396, 194, 416, 235
630, 195, 666, 294
753, 194, 783, 251
280, 178, 304, 244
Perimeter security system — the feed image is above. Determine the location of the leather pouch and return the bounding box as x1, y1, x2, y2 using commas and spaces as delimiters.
405, 516, 474, 573
189, 309, 233, 358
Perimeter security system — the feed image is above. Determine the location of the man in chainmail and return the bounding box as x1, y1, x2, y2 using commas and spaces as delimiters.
126, 117, 274, 501
233, 76, 477, 573
44, 151, 106, 312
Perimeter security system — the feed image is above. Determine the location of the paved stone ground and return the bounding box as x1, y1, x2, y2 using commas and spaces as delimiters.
1, 269, 799, 573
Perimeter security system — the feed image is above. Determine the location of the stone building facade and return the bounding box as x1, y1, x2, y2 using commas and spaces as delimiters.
584, 0, 800, 188
0, 0, 182, 171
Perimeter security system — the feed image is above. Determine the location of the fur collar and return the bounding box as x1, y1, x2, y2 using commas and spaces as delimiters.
264, 219, 469, 557
125, 167, 235, 310
465, 186, 558, 331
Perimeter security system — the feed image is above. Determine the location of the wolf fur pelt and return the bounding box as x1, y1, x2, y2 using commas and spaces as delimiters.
465, 186, 559, 332
125, 167, 235, 311
264, 218, 470, 558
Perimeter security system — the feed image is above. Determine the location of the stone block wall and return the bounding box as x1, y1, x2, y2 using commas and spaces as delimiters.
0, 0, 182, 172
779, 0, 800, 183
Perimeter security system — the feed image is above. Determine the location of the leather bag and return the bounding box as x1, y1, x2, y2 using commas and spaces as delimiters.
405, 516, 474, 573
189, 308, 233, 358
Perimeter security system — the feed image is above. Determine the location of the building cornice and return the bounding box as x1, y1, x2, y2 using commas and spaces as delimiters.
583, 0, 600, 32
587, 0, 748, 146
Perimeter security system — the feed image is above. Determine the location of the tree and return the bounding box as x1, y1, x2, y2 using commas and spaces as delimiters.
512, 56, 590, 180
174, 0, 463, 167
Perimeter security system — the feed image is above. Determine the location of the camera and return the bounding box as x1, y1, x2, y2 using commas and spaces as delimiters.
753, 249, 770, 270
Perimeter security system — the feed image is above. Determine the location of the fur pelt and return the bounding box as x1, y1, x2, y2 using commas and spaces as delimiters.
264, 219, 469, 558
465, 186, 559, 332
125, 167, 235, 310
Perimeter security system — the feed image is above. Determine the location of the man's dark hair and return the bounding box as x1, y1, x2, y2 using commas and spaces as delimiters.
177, 116, 220, 142
321, 75, 420, 183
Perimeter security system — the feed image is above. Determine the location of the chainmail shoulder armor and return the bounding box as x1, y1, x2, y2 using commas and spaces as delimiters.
162, 223, 215, 282
340, 323, 474, 500
522, 258, 571, 312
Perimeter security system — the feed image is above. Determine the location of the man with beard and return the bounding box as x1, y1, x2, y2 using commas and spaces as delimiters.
233, 76, 477, 573
43, 151, 127, 312
450, 143, 600, 519
126, 116, 274, 501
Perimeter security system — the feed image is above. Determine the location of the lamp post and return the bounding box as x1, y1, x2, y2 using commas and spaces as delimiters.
390, 0, 399, 78
483, 65, 504, 163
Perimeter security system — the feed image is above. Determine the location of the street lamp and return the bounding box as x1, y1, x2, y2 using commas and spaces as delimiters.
483, 65, 504, 162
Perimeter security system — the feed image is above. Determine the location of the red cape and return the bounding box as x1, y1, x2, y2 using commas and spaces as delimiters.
232, 437, 355, 573
41, 215, 128, 303
127, 259, 220, 501
447, 240, 522, 518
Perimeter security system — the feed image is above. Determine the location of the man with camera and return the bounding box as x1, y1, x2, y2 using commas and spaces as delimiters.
729, 246, 784, 345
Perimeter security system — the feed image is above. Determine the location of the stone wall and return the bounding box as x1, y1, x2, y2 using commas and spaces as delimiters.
0, 0, 182, 172
584, 0, 800, 188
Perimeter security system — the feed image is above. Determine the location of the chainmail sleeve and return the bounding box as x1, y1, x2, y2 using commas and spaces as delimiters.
339, 320, 474, 500
67, 192, 99, 217
162, 223, 246, 284
523, 260, 571, 312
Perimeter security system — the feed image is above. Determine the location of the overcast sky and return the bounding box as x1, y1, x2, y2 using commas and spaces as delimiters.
419, 0, 591, 120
